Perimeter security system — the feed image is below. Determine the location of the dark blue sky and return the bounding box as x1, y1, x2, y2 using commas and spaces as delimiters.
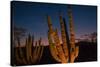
12, 1, 97, 45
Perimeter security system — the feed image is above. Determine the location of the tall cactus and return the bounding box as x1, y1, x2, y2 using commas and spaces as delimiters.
47, 5, 79, 63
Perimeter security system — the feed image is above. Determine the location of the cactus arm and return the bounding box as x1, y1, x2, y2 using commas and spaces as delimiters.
31, 41, 38, 63
17, 37, 27, 64
47, 15, 62, 62
59, 16, 69, 62
36, 38, 42, 58
49, 43, 61, 62
36, 38, 44, 63
15, 47, 22, 64
67, 6, 79, 63
48, 31, 61, 62
26, 37, 30, 62
38, 46, 44, 62
36, 46, 41, 60
53, 29, 67, 63
25, 38, 29, 62
75, 46, 79, 58
17, 38, 23, 59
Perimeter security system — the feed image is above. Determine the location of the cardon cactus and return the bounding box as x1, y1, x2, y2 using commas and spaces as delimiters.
15, 34, 44, 65
47, 6, 79, 63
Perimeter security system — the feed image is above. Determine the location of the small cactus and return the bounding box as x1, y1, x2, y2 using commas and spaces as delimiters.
15, 34, 44, 65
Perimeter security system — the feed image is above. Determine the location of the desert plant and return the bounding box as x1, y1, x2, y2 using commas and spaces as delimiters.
47, 6, 79, 63
15, 34, 44, 65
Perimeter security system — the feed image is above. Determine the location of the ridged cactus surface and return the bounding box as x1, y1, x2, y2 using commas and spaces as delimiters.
47, 6, 79, 63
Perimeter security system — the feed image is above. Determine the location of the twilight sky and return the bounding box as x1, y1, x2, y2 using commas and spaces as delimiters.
12, 1, 97, 45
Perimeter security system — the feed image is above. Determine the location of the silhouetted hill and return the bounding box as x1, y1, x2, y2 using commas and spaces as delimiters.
75, 41, 97, 62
